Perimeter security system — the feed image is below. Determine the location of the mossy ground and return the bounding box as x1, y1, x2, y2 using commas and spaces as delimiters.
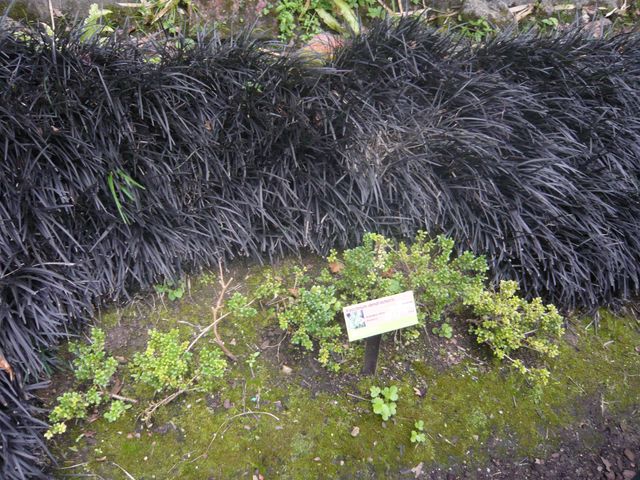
46, 259, 640, 479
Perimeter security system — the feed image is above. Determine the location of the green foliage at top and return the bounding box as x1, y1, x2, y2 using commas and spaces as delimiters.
455, 17, 495, 42
370, 385, 398, 421
131, 329, 193, 392
271, 0, 388, 41
81, 4, 115, 41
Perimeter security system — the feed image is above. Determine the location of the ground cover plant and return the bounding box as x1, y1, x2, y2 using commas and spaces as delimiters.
1, 17, 640, 478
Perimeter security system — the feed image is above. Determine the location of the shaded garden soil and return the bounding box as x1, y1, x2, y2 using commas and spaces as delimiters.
43, 259, 640, 479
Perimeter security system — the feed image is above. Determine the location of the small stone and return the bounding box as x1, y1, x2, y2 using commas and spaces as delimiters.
624, 449, 636, 462
350, 426, 360, 437
623, 470, 637, 480
275, 425, 283, 431
281, 365, 293, 375
223, 399, 233, 409
313, 457, 321, 462
551, 453, 560, 459
127, 433, 133, 439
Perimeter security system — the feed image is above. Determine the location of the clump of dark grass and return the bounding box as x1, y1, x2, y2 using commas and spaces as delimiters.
1, 18, 640, 479
328, 19, 640, 309
0, 375, 49, 479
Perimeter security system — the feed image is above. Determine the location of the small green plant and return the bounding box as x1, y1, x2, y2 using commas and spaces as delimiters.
324, 232, 487, 322
69, 328, 118, 388
270, 0, 384, 41
469, 280, 564, 387
46, 328, 125, 439
278, 285, 344, 371
410, 420, 427, 444
197, 347, 227, 390
226, 292, 258, 319
538, 16, 559, 32
131, 329, 192, 392
370, 385, 398, 421
103, 400, 131, 423
432, 322, 453, 339
154, 280, 185, 301
457, 17, 495, 42
106, 169, 145, 224
81, 4, 115, 41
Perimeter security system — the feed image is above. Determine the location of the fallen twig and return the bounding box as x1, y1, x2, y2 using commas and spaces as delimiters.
186, 261, 238, 361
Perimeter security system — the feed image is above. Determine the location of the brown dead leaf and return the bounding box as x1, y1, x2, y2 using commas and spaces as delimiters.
87, 413, 101, 424
601, 456, 613, 472
350, 426, 360, 437
624, 448, 635, 462
622, 470, 637, 480
0, 355, 15, 381
328, 261, 344, 274
288, 288, 299, 298
381, 268, 395, 278
413, 387, 424, 397
111, 377, 123, 396
410, 462, 423, 478
96, 456, 107, 462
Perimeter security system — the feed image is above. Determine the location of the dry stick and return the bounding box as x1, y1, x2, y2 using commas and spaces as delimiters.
186, 262, 237, 361
111, 462, 136, 480
206, 411, 280, 450
140, 376, 198, 423
110, 393, 138, 404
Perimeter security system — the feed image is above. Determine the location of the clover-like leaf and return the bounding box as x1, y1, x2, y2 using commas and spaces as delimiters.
383, 385, 398, 402
370, 386, 381, 398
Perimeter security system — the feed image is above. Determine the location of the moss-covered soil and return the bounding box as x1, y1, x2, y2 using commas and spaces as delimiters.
44, 258, 640, 479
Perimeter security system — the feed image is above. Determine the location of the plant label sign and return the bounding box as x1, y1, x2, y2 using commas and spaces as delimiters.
343, 291, 419, 342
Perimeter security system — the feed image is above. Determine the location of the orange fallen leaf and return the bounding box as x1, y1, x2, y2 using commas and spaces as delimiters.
288, 288, 299, 298
0, 355, 15, 381
329, 261, 344, 274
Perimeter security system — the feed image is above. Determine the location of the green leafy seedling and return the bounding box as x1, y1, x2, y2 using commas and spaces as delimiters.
370, 385, 398, 421
410, 420, 427, 444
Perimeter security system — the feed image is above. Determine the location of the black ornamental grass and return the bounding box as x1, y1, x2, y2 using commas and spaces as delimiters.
1, 18, 640, 478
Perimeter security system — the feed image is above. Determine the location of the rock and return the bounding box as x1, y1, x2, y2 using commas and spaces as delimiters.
622, 470, 637, 480
281, 365, 293, 375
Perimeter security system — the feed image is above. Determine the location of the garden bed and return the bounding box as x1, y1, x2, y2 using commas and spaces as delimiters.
43, 256, 640, 479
